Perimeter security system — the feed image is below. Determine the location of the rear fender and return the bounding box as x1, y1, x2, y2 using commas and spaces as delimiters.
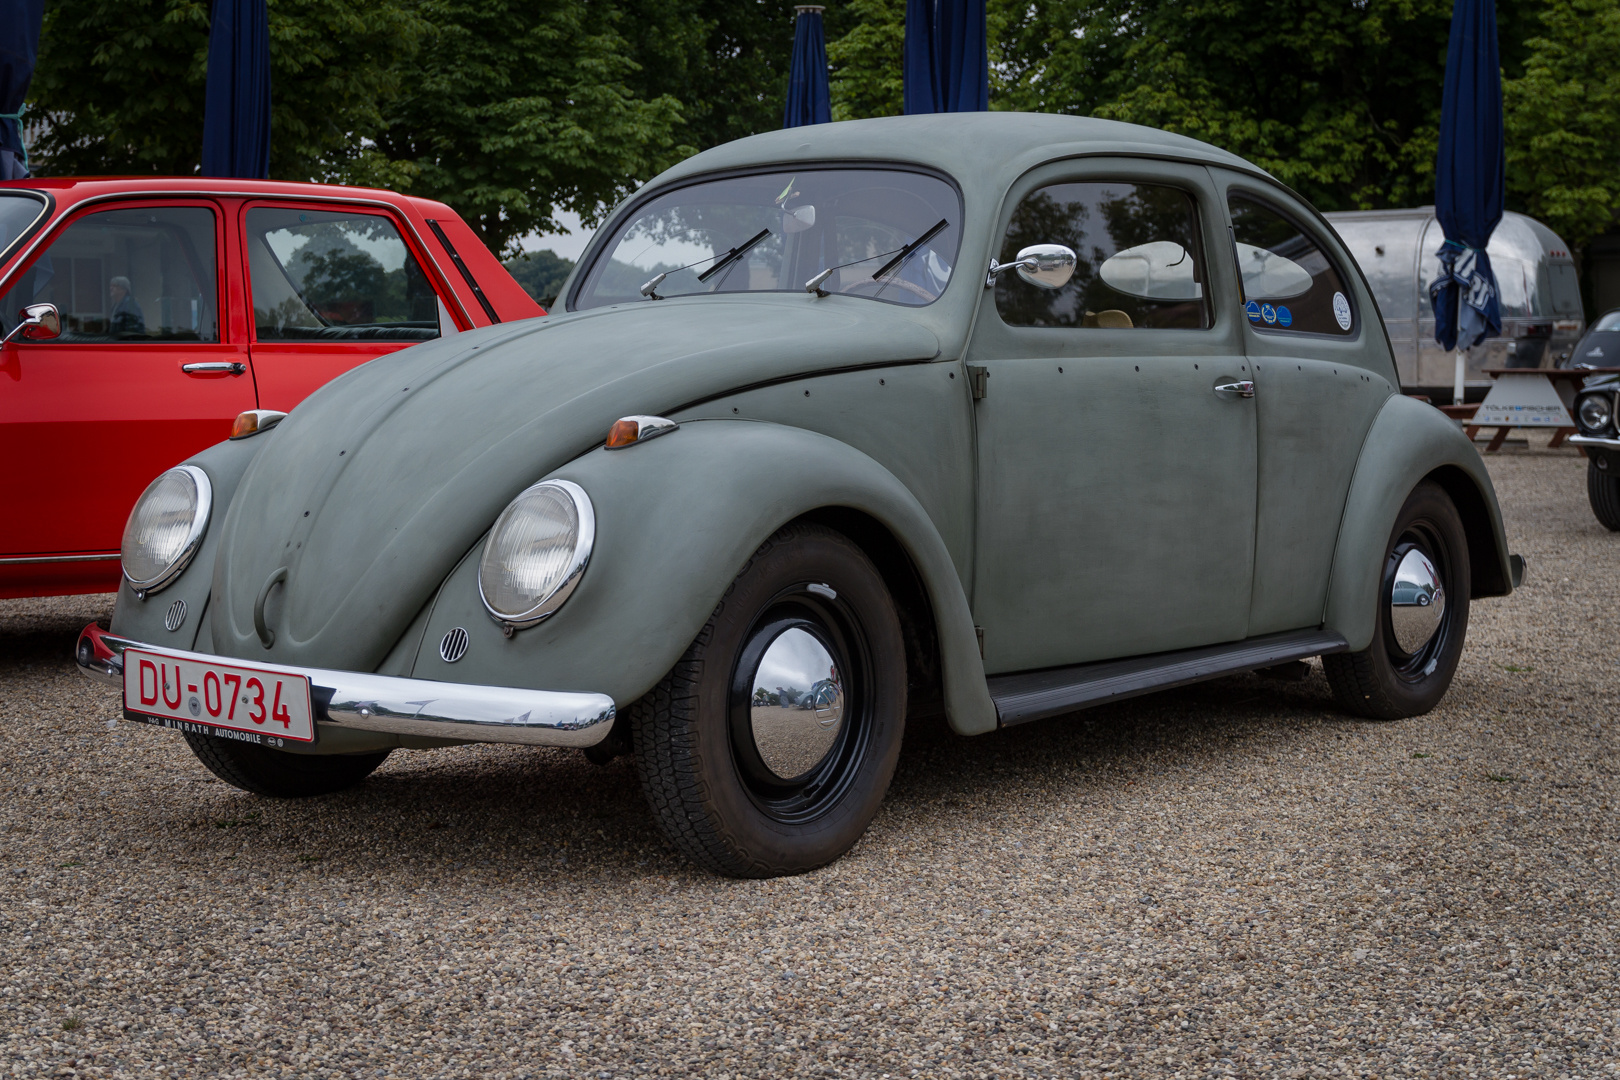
1324, 394, 1513, 651
409, 419, 998, 735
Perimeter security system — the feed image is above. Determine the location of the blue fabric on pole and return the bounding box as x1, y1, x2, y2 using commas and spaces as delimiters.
783, 7, 831, 128
1429, 0, 1503, 353
0, 0, 44, 180
201, 0, 272, 179
903, 0, 987, 114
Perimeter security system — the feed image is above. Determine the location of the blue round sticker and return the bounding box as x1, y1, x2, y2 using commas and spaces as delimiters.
1245, 300, 1262, 323
1277, 305, 1292, 327
1260, 303, 1277, 325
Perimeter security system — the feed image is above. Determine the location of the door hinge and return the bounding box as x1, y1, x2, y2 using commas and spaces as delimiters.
975, 625, 985, 657
966, 364, 989, 400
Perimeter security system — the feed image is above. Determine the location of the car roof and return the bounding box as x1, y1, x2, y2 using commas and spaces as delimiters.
652, 112, 1272, 196
0, 176, 442, 213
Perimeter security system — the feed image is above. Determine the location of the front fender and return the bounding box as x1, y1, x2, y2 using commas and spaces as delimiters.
407, 419, 998, 735
1323, 394, 1513, 652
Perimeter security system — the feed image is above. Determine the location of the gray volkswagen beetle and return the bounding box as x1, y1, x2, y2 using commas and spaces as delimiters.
77, 114, 1524, 877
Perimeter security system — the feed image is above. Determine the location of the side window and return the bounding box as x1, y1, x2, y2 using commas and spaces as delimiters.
0, 205, 218, 342
996, 180, 1210, 330
1229, 194, 1354, 336
244, 207, 441, 342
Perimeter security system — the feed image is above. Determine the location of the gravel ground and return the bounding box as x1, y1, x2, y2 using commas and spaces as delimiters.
2, 438, 1616, 1079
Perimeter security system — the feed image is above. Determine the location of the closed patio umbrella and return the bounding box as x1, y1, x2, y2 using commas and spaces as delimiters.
903, 0, 987, 114
783, 5, 831, 128
201, 0, 272, 179
0, 0, 44, 180
1430, 0, 1504, 406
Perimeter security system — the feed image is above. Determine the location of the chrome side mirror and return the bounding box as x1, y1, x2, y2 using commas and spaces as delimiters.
3, 303, 61, 344
987, 244, 1077, 290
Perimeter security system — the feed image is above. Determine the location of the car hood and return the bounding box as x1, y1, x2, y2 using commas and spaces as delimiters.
209, 296, 941, 669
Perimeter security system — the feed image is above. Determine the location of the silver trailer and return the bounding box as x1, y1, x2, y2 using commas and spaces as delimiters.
1325, 208, 1584, 399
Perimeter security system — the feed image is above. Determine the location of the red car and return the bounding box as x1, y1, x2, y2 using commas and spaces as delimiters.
0, 178, 543, 598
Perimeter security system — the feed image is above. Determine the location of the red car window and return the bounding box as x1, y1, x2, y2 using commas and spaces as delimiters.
0, 204, 220, 343
243, 206, 442, 343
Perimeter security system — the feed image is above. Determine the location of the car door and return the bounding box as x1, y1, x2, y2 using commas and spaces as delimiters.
239, 201, 460, 411
967, 159, 1257, 674
1212, 175, 1395, 636
0, 199, 254, 569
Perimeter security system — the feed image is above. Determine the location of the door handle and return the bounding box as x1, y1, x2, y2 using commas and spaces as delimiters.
1214, 379, 1255, 398
181, 361, 247, 375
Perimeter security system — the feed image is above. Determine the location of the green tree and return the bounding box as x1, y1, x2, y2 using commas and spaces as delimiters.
29, 0, 424, 180
1504, 0, 1620, 250
503, 250, 577, 307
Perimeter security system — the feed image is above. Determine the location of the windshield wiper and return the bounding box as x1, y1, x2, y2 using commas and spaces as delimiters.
697, 228, 771, 284
871, 218, 949, 281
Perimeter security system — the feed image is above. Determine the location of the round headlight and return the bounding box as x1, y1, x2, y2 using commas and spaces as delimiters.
1577, 391, 1613, 434
121, 465, 212, 596
478, 479, 595, 630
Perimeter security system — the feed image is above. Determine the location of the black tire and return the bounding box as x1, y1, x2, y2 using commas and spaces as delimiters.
629, 522, 907, 877
182, 732, 390, 797
1587, 460, 1620, 531
1323, 481, 1470, 719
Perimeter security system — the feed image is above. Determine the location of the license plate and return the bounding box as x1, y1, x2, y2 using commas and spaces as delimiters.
124, 647, 315, 744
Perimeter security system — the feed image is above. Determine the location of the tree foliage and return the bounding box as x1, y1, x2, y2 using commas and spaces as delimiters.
1503, 0, 1620, 249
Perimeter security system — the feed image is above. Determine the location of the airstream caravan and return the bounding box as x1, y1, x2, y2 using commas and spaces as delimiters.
1326, 208, 1584, 401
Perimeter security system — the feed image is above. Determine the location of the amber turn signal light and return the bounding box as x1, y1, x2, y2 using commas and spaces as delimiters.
230, 409, 288, 440
603, 415, 679, 450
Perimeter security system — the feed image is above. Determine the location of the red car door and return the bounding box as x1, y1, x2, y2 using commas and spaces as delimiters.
0, 200, 254, 595
239, 200, 466, 410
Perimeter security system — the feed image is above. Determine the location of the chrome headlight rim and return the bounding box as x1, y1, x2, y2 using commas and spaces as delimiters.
1576, 389, 1616, 435
121, 464, 213, 597
477, 479, 595, 632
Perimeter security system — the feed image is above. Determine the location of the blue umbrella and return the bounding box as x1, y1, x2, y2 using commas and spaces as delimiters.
201, 0, 272, 179
783, 5, 831, 128
904, 0, 988, 115
0, 0, 44, 181
1429, 0, 1503, 404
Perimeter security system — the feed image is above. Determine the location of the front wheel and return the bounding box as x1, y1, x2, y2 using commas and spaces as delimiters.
183, 732, 390, 797
1587, 460, 1620, 531
1323, 481, 1471, 719
630, 523, 907, 877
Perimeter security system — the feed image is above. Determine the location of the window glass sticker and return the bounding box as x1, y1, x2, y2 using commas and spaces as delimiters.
996, 180, 1210, 330
1228, 193, 1353, 336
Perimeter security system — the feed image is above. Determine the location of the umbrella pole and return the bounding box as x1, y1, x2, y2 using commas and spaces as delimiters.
1453, 349, 1467, 408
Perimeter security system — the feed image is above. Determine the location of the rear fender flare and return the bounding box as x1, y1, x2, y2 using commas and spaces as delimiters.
1324, 394, 1513, 651
410, 419, 998, 735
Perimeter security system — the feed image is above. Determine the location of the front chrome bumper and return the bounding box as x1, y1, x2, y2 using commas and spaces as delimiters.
1569, 434, 1620, 451
75, 623, 615, 748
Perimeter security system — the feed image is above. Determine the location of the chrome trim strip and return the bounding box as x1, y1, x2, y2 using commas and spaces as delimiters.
75, 624, 616, 748
0, 552, 120, 564
1569, 434, 1620, 450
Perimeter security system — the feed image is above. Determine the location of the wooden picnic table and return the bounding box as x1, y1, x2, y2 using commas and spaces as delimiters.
1445, 367, 1620, 452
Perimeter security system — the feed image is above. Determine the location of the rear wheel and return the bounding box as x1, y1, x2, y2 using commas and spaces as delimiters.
1323, 481, 1470, 719
1587, 460, 1620, 531
183, 732, 390, 797
630, 523, 906, 877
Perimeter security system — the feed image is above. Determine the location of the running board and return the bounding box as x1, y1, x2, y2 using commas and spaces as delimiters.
988, 628, 1350, 727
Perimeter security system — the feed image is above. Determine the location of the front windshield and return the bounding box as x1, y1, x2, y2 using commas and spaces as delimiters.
573, 168, 962, 310
0, 192, 49, 265
1571, 310, 1620, 366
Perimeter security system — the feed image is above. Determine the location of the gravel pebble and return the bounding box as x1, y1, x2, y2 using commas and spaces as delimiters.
1, 437, 1615, 1078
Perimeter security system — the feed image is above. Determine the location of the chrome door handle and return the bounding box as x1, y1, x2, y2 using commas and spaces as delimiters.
181, 362, 247, 375
1214, 379, 1255, 398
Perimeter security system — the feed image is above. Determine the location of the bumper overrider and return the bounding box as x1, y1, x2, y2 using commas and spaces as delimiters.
75, 623, 616, 748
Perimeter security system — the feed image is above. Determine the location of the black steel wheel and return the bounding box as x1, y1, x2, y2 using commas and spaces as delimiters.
1587, 460, 1620, 531
182, 732, 390, 797
630, 522, 906, 877
1324, 481, 1471, 719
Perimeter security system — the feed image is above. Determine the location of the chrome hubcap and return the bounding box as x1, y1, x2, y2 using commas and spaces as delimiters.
748, 627, 845, 781
1389, 547, 1446, 655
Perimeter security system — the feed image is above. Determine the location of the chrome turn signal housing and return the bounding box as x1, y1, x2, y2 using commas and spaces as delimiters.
230, 409, 288, 439
604, 414, 678, 450
478, 479, 595, 632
